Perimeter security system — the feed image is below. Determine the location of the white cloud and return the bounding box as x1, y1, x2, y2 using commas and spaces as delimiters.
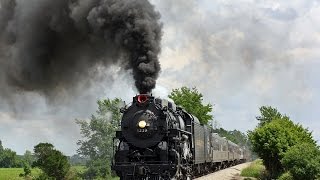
153, 0, 320, 142
0, 112, 17, 125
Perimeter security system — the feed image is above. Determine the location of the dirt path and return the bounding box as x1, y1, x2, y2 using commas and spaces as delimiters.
194, 162, 252, 180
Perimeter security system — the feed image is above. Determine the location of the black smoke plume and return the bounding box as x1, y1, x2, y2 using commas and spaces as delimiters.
0, 0, 162, 99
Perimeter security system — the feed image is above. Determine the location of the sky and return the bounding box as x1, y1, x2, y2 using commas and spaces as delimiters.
0, 0, 320, 155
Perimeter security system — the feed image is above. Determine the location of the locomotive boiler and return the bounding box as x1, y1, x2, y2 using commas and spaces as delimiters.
111, 94, 247, 180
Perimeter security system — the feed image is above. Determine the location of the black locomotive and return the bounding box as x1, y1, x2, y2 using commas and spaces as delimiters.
112, 94, 248, 180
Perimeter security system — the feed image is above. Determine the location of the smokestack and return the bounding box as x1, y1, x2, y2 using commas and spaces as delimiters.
0, 0, 162, 101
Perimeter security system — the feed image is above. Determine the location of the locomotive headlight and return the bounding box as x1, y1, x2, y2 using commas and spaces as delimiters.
138, 120, 147, 128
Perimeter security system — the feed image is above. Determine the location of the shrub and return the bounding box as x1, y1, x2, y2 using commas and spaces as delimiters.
278, 171, 293, 180
248, 118, 315, 178
33, 143, 71, 180
281, 143, 320, 180
19, 162, 31, 177
241, 159, 265, 178
64, 168, 81, 180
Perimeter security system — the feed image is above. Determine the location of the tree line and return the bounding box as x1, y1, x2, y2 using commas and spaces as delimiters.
0, 141, 34, 168
0, 87, 251, 179
4, 86, 317, 180
0, 140, 74, 179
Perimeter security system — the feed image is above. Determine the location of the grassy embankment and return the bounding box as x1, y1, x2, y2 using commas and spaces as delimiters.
240, 159, 265, 179
0, 168, 41, 180
0, 166, 88, 180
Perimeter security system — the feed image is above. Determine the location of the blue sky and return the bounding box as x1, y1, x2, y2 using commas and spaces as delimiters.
0, 0, 319, 155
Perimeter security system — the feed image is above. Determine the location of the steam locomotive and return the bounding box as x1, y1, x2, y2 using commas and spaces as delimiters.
112, 94, 248, 180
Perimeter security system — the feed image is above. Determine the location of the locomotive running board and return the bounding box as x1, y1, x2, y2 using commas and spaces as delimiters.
168, 129, 192, 137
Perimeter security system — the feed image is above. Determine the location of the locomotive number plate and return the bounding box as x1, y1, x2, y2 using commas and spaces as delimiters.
137, 129, 148, 132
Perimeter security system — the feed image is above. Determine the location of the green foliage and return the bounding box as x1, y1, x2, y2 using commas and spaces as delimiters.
19, 162, 31, 177
213, 128, 249, 146
256, 106, 288, 126
213, 128, 253, 159
0, 140, 3, 152
278, 172, 293, 180
249, 119, 315, 177
281, 143, 320, 180
168, 87, 213, 125
248, 107, 316, 178
64, 167, 81, 180
76, 98, 122, 179
0, 148, 19, 168
22, 150, 34, 167
0, 168, 41, 180
36, 172, 54, 180
68, 154, 87, 166
0, 140, 21, 168
241, 159, 265, 178
82, 159, 111, 179
33, 142, 71, 180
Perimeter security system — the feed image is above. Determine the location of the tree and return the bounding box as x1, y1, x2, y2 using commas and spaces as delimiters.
33, 143, 71, 180
23, 150, 34, 166
19, 162, 32, 178
69, 154, 87, 166
213, 128, 249, 147
211, 119, 221, 129
0, 146, 20, 168
0, 140, 3, 152
256, 106, 288, 126
168, 87, 213, 125
248, 107, 316, 178
281, 143, 320, 180
76, 98, 122, 179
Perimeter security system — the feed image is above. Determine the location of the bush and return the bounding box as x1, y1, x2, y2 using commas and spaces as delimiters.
35, 173, 55, 180
241, 159, 265, 178
80, 159, 111, 179
278, 171, 293, 180
19, 162, 31, 177
64, 168, 81, 180
33, 143, 71, 180
281, 143, 320, 180
248, 118, 315, 178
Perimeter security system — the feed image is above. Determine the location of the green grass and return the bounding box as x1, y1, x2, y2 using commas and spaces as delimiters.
241, 159, 266, 178
0, 166, 120, 180
0, 166, 85, 180
70, 165, 86, 173
0, 168, 41, 180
